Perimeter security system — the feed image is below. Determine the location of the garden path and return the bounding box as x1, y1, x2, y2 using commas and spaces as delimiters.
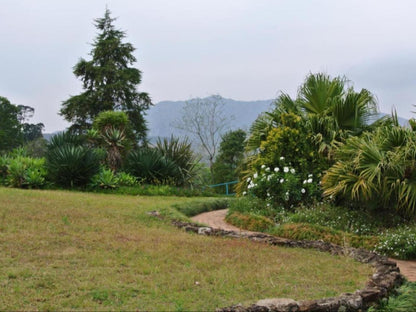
191, 209, 416, 282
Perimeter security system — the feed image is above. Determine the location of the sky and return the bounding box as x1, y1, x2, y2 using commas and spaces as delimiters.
1, 0, 416, 132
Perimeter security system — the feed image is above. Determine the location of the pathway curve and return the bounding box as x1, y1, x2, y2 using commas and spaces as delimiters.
191, 209, 416, 282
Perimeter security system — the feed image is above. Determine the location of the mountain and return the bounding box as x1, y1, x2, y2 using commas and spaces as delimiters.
146, 96, 274, 139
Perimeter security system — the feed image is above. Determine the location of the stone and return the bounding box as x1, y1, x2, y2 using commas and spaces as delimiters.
256, 298, 299, 311
198, 227, 212, 235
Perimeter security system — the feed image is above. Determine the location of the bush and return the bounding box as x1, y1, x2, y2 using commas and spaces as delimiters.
90, 168, 119, 189
124, 148, 179, 185
5, 156, 46, 189
155, 136, 200, 186
322, 125, 416, 219
242, 157, 321, 210
46, 139, 101, 188
116, 172, 138, 186
374, 226, 416, 259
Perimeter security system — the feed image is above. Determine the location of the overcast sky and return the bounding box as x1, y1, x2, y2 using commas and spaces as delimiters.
1, 0, 416, 132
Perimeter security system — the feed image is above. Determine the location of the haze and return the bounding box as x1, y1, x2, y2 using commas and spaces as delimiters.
1, 0, 415, 132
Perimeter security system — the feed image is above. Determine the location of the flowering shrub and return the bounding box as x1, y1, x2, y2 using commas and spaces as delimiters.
374, 226, 416, 259
244, 156, 321, 209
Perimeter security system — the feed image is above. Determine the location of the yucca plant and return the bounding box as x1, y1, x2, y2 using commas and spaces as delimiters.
155, 136, 200, 186
46, 132, 101, 188
124, 148, 179, 184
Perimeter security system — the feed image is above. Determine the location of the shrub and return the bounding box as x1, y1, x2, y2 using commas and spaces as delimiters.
90, 168, 119, 189
116, 171, 138, 186
322, 125, 416, 219
124, 148, 179, 185
5, 156, 46, 189
155, 136, 200, 186
46, 143, 100, 188
242, 157, 321, 210
374, 226, 416, 259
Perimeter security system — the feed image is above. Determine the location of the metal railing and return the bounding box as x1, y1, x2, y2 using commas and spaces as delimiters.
208, 180, 238, 195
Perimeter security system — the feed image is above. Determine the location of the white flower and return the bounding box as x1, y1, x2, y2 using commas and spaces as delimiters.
290, 168, 295, 174
267, 192, 270, 197
267, 175, 272, 181
246, 177, 251, 183
303, 180, 307, 184
283, 167, 289, 173
308, 174, 313, 178
253, 172, 258, 179
274, 167, 280, 172
307, 178, 313, 183
301, 188, 306, 194
280, 178, 284, 183
261, 165, 266, 169
280, 156, 285, 160
242, 191, 247, 196
265, 167, 270, 172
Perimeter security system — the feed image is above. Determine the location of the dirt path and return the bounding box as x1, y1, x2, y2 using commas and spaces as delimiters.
191, 209, 416, 282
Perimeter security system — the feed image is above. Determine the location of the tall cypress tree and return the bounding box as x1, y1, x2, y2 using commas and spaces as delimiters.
60, 9, 152, 143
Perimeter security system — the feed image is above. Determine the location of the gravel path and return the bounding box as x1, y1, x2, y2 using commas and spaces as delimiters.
191, 209, 416, 282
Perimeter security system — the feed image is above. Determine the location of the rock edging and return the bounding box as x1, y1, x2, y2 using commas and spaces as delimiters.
172, 220, 404, 312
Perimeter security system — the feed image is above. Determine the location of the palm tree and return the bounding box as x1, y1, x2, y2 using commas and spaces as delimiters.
298, 73, 378, 159
322, 122, 416, 218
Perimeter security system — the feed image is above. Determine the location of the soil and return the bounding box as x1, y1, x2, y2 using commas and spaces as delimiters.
191, 209, 416, 282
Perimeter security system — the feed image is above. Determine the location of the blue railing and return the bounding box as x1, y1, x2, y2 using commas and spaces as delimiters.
208, 180, 238, 195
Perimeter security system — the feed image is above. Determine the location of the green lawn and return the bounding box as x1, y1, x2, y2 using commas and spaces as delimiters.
0, 188, 373, 311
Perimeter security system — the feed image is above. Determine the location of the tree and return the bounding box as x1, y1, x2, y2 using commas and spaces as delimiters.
0, 96, 23, 152
172, 95, 230, 174
212, 129, 246, 184
60, 8, 152, 143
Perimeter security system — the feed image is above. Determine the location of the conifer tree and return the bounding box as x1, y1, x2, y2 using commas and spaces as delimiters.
60, 9, 152, 143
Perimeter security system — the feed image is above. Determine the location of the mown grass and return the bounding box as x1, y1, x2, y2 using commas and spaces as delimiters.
0, 188, 373, 311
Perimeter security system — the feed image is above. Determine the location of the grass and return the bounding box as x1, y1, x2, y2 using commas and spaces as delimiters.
0, 188, 373, 310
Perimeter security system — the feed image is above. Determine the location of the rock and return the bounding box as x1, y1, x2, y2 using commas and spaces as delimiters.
198, 227, 212, 235
256, 298, 299, 311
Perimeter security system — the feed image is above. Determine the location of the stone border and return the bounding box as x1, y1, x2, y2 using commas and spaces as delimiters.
172, 221, 404, 312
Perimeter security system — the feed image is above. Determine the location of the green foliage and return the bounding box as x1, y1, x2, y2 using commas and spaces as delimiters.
269, 222, 378, 249
225, 211, 274, 232
212, 129, 246, 184
124, 148, 178, 184
1, 155, 46, 189
172, 199, 230, 217
374, 226, 416, 259
0, 96, 23, 152
242, 156, 321, 210
90, 168, 119, 189
322, 124, 416, 218
368, 282, 416, 312
155, 136, 200, 186
46, 132, 101, 188
92, 110, 130, 133
115, 171, 138, 186
60, 9, 152, 142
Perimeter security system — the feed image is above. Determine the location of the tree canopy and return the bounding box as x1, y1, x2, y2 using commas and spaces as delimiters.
60, 9, 152, 143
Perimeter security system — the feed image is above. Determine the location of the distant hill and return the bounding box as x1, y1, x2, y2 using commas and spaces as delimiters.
146, 96, 274, 139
